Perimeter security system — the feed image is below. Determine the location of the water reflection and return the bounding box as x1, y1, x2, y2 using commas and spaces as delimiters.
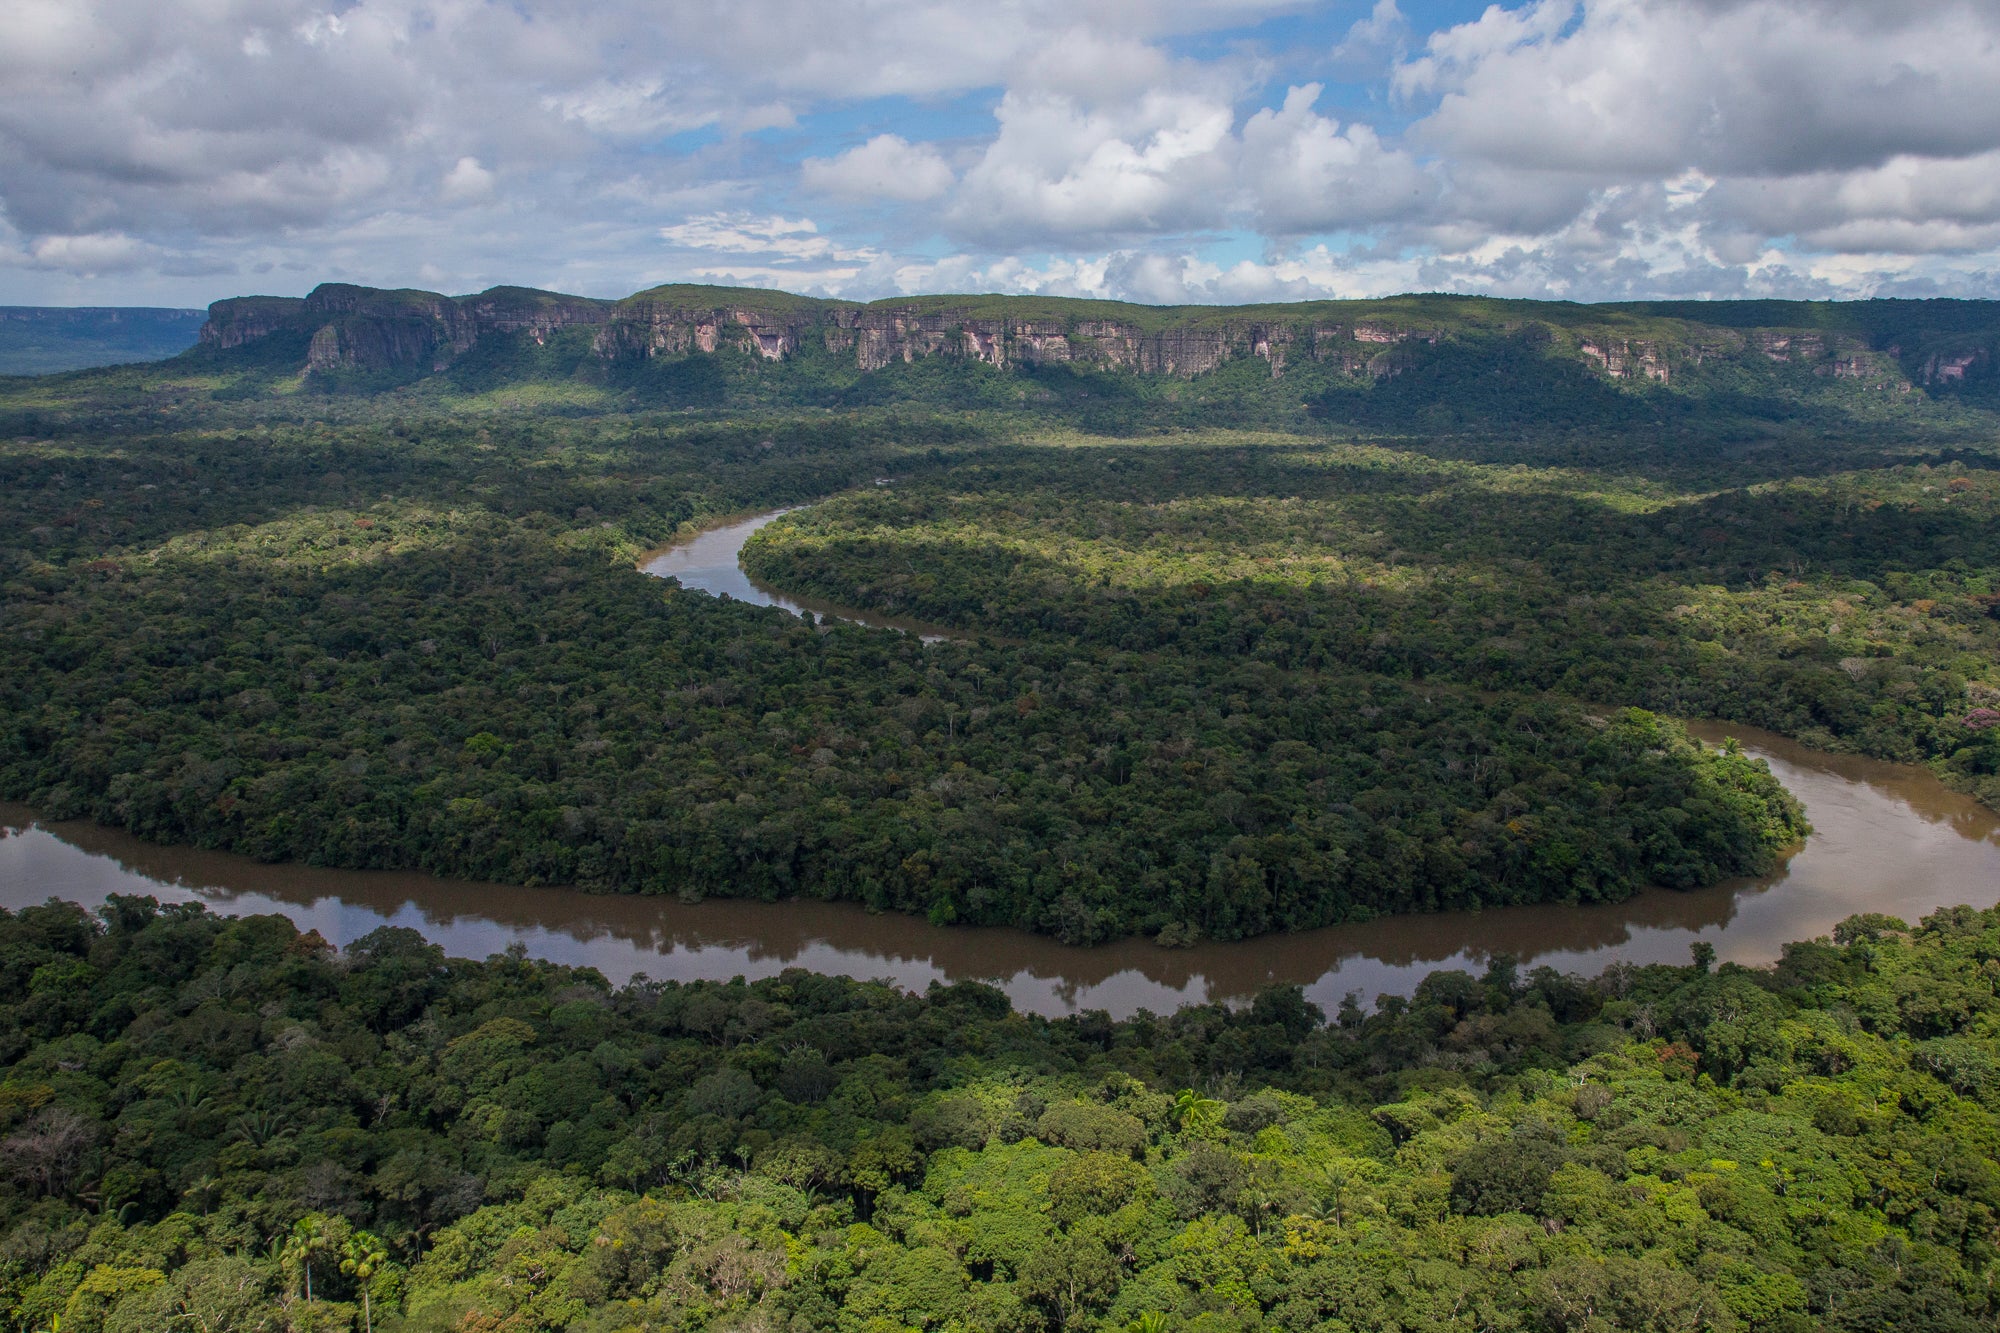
639, 510, 960, 641
5, 724, 1997, 1017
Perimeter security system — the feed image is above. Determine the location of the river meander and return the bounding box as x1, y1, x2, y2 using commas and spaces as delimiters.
640, 508, 960, 641
4, 510, 1998, 1016
5, 728, 1996, 1016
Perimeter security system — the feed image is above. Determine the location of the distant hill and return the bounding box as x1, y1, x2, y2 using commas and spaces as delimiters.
0, 306, 206, 374
188, 282, 1996, 399
12, 282, 1998, 437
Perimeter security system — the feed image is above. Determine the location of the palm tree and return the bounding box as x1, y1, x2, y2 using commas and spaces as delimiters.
1129, 1314, 1172, 1333
179, 1173, 222, 1216
1171, 1089, 1224, 1137
342, 1230, 390, 1333
168, 1086, 214, 1131
281, 1215, 337, 1303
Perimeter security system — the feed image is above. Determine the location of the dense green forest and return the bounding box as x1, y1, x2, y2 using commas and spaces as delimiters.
6, 287, 2000, 1329
2, 287, 1999, 939
742, 433, 2000, 811
7, 895, 2000, 1332
0, 413, 1812, 942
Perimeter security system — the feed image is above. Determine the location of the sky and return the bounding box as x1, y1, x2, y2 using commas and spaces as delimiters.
3, 0, 2000, 309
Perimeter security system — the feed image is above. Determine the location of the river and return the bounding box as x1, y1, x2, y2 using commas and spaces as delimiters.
640, 508, 960, 641
4, 724, 1996, 1017
5, 510, 1998, 1017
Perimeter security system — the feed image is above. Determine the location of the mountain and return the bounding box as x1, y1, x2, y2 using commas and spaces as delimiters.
182, 282, 1998, 417
194, 282, 1993, 381
0, 305, 207, 374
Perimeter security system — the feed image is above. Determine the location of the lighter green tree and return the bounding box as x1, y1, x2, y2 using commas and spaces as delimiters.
341, 1231, 390, 1333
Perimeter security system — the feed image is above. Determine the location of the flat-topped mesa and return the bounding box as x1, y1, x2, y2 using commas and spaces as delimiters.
820, 305, 1445, 377
600, 289, 828, 362
191, 280, 1995, 391
198, 296, 307, 350
200, 283, 618, 373
465, 287, 614, 346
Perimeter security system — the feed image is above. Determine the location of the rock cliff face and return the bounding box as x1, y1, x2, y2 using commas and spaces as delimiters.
203, 284, 1465, 380
204, 285, 617, 374
1577, 337, 1672, 383
596, 295, 804, 362
199, 297, 309, 350
194, 281, 1988, 396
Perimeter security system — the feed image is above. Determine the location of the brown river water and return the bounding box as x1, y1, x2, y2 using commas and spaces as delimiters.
640, 508, 961, 642
3, 510, 1997, 1017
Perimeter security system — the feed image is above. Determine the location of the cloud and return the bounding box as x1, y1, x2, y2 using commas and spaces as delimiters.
659, 213, 877, 266
440, 157, 496, 204
1404, 0, 2000, 178
949, 84, 1238, 244
1703, 151, 2000, 253
801, 136, 954, 202
25, 231, 156, 274
1, 0, 1998, 305
1328, 0, 1409, 76
1237, 84, 1436, 233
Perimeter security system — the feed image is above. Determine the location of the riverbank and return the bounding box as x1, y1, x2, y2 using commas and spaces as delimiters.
7, 724, 1995, 1017
638, 506, 963, 641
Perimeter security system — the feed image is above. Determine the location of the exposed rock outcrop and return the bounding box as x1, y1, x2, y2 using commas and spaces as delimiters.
1921, 349, 1987, 384
191, 281, 2000, 400
1577, 337, 1671, 383
198, 297, 308, 350
199, 281, 1501, 382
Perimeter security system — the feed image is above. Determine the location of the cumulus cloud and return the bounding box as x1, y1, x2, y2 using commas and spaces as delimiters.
27, 232, 158, 275
950, 85, 1238, 244
1, 0, 1999, 304
1406, 0, 2000, 178
1704, 151, 2000, 253
1237, 84, 1435, 233
801, 136, 954, 202
440, 157, 496, 204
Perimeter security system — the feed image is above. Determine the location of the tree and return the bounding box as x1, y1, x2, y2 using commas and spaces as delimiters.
1021, 1239, 1123, 1328
279, 1214, 343, 1304
1171, 1090, 1224, 1138
341, 1231, 390, 1333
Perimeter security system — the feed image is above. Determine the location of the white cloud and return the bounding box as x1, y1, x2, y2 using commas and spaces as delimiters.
1, 0, 1999, 305
1705, 151, 2000, 252
1237, 84, 1436, 233
1335, 0, 1406, 57
26, 231, 155, 274
440, 156, 496, 204
659, 213, 878, 266
949, 86, 1238, 243
1404, 0, 2000, 178
801, 136, 954, 202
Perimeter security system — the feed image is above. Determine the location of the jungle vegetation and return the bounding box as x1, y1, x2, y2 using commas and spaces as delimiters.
5, 896, 2000, 1332
0, 411, 1819, 943
4, 289, 2000, 1330
0, 289, 1997, 938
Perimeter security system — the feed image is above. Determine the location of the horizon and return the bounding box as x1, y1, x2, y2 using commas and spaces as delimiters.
18, 281, 2000, 319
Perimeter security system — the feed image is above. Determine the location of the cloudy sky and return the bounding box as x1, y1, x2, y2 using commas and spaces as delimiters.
4, 0, 1999, 308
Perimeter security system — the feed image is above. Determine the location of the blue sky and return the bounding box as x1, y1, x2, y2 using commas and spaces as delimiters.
3, 0, 1999, 308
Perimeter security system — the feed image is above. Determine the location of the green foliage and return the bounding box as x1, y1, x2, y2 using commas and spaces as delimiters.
7, 897, 2000, 1330
3, 292, 2000, 1329
743, 434, 2000, 810
0, 416, 1819, 943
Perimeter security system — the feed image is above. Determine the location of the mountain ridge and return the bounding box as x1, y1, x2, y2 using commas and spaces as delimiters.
0, 305, 206, 375
191, 282, 1998, 406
